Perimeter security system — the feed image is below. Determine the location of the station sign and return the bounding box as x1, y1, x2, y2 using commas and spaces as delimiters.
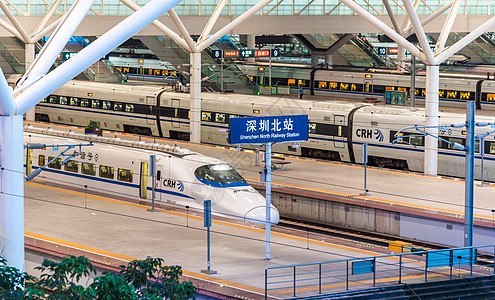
211, 49, 281, 59
228, 115, 309, 144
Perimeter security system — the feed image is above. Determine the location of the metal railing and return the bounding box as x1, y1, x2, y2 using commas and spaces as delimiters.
265, 244, 495, 299
3, 1, 495, 16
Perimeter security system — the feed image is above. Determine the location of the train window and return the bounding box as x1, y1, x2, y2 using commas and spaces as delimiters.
102, 101, 112, 110
447, 137, 464, 150
41, 97, 47, 103
59, 96, 68, 105
215, 113, 226, 123
125, 104, 134, 112
81, 163, 96, 176
386, 86, 394, 91
178, 108, 189, 119
161, 107, 175, 117
210, 164, 245, 184
48, 95, 58, 104
48, 156, 62, 169
308, 123, 316, 133
26, 149, 33, 176
195, 165, 218, 182
487, 94, 495, 102
288, 79, 296, 86
489, 142, 495, 154
329, 82, 338, 90
318, 81, 328, 89
64, 160, 79, 173
409, 136, 424, 146
91, 100, 100, 109
398, 87, 407, 92
202, 112, 212, 121
114, 102, 123, 111
80, 99, 89, 107
118, 168, 133, 183
69, 97, 80, 106
38, 155, 45, 167
99, 165, 114, 179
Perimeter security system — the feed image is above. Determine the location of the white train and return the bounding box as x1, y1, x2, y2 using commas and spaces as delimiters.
23, 126, 280, 224
29, 79, 495, 181
241, 64, 495, 109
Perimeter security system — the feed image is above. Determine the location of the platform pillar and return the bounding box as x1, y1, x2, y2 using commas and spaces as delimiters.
311, 53, 320, 67
397, 46, 406, 72
0, 115, 24, 272
190, 52, 201, 143
424, 65, 439, 176
247, 35, 255, 63
325, 54, 333, 67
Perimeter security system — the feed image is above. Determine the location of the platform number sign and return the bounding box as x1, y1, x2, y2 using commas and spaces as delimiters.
211, 50, 222, 59
378, 47, 387, 56
271, 49, 280, 57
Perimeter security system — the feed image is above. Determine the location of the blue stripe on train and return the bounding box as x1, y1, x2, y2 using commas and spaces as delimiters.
30, 166, 195, 200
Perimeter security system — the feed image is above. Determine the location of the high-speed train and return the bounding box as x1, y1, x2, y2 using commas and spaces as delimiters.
23, 126, 280, 224
27, 79, 495, 181
241, 64, 495, 109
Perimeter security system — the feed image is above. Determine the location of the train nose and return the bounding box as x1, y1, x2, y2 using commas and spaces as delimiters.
244, 206, 280, 225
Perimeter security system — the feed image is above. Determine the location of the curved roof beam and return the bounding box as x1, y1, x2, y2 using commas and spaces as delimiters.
168, 9, 198, 52
403, 1, 453, 38
35, 0, 63, 35
338, 0, 425, 61
435, 0, 461, 53
196, 0, 274, 52
0, 0, 30, 42
402, 0, 435, 64
198, 0, 229, 42
18, 0, 95, 88
120, 0, 191, 52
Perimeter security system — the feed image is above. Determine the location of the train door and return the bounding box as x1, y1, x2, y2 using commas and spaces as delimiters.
139, 161, 148, 199
139, 66, 143, 75
146, 96, 155, 125
139, 161, 163, 201
363, 79, 373, 99
171, 98, 181, 128
334, 115, 346, 148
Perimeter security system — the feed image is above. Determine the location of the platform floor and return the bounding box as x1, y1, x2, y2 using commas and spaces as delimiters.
25, 181, 394, 299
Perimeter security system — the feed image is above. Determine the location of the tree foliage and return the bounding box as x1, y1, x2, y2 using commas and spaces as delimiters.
0, 255, 196, 299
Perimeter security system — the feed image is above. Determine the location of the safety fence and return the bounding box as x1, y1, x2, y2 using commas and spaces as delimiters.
265, 244, 495, 299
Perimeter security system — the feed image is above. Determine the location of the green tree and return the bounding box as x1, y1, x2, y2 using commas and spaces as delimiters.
0, 255, 196, 299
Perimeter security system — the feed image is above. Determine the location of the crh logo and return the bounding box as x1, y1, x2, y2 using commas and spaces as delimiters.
374, 129, 384, 142
177, 181, 184, 192
164, 179, 185, 192
356, 128, 384, 142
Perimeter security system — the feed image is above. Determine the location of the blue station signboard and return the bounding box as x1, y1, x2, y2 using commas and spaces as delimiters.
228, 115, 309, 144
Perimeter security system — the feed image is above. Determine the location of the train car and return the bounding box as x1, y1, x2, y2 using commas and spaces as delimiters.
23, 126, 280, 224
241, 63, 495, 109
30, 80, 495, 181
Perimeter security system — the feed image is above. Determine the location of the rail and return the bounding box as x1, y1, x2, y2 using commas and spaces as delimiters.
24, 125, 192, 158
265, 244, 495, 299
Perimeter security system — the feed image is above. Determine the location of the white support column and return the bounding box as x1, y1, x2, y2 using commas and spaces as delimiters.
247, 35, 255, 63
424, 65, 439, 176
190, 52, 201, 143
397, 46, 406, 72
0, 115, 24, 272
311, 53, 319, 67
325, 53, 333, 67
24, 43, 35, 121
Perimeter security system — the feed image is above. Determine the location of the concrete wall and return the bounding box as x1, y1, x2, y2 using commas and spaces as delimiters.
263, 187, 495, 248
267, 189, 400, 235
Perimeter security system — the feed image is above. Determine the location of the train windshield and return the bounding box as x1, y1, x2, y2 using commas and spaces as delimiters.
195, 164, 246, 185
